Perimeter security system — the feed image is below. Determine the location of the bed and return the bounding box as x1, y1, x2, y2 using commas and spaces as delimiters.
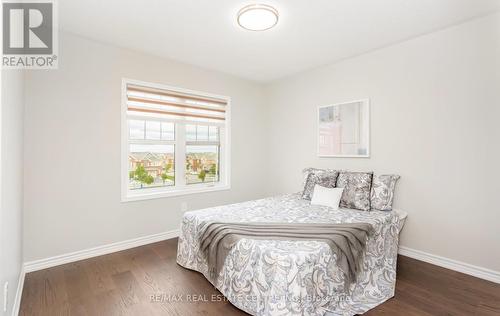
176, 193, 407, 316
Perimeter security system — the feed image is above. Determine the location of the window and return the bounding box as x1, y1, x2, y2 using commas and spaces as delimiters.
185, 125, 220, 185
122, 79, 230, 201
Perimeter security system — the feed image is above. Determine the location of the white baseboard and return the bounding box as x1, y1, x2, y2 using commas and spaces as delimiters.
24, 229, 180, 273
11, 266, 25, 316
398, 246, 500, 284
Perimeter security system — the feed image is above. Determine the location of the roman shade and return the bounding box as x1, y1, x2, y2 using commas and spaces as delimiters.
126, 83, 228, 123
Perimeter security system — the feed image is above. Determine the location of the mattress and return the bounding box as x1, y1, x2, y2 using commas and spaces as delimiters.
176, 193, 407, 316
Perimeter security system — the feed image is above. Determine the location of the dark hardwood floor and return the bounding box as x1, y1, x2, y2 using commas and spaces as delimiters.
19, 238, 500, 316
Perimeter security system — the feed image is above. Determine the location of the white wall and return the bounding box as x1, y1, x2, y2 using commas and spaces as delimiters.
0, 69, 24, 315
23, 33, 268, 261
265, 13, 500, 271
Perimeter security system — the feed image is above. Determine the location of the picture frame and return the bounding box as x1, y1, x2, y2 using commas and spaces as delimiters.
317, 99, 370, 158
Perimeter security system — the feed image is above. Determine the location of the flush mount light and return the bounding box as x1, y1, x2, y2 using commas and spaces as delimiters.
237, 4, 279, 31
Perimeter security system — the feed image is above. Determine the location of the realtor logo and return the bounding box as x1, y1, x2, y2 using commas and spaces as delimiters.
2, 0, 58, 69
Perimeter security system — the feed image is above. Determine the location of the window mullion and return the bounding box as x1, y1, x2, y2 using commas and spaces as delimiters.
175, 123, 186, 187
219, 127, 226, 185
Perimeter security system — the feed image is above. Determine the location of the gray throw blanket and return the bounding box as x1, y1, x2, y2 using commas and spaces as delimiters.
198, 221, 373, 288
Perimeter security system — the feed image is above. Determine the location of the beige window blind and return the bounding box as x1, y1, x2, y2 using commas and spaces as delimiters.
126, 84, 227, 122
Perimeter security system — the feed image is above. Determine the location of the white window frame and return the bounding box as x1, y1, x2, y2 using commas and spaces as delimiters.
121, 78, 231, 202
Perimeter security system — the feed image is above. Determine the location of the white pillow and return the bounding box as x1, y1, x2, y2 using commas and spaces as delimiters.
310, 185, 344, 210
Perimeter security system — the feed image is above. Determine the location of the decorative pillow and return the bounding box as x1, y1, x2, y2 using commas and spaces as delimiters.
370, 174, 400, 211
302, 167, 330, 183
302, 167, 339, 186
336, 171, 373, 211
301, 170, 339, 200
311, 185, 344, 210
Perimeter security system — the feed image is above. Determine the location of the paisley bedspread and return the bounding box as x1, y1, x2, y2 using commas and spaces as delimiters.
176, 193, 407, 316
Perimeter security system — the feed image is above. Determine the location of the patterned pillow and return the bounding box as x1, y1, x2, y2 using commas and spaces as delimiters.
370, 174, 400, 211
302, 168, 338, 186
301, 170, 339, 200
336, 172, 373, 211
302, 167, 326, 183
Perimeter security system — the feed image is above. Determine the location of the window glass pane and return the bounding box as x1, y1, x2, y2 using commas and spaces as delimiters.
186, 124, 197, 141
161, 122, 175, 140
145, 121, 161, 140
129, 120, 145, 140
129, 144, 175, 189
196, 125, 209, 141
209, 126, 219, 141
185, 145, 219, 185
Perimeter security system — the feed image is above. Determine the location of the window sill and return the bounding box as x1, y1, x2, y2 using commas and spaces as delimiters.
121, 184, 230, 202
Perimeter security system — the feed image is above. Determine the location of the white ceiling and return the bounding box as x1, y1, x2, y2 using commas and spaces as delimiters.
59, 0, 500, 82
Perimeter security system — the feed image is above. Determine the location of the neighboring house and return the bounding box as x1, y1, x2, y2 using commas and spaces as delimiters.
129, 152, 174, 177
188, 157, 217, 173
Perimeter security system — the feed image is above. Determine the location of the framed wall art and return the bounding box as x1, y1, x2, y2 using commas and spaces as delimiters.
318, 99, 370, 157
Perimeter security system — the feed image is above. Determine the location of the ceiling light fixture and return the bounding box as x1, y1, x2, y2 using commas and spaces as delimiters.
237, 4, 279, 31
